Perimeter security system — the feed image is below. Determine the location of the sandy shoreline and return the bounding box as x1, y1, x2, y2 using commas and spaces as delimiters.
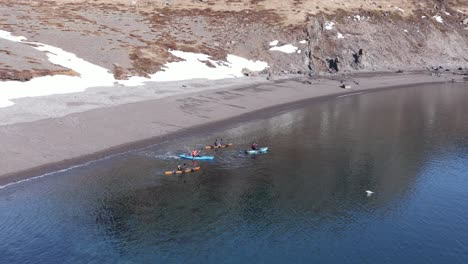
0, 71, 465, 186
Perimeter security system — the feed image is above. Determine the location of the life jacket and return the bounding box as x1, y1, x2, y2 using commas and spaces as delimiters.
191, 150, 198, 156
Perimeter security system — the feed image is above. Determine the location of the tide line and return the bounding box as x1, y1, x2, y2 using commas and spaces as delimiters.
336, 92, 365, 98
0, 150, 130, 191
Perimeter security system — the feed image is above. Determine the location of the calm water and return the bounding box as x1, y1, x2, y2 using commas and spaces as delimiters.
1, 83, 468, 263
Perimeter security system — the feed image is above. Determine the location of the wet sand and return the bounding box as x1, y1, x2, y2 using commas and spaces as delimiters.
0, 72, 464, 185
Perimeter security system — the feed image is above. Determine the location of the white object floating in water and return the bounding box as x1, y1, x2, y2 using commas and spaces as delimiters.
269, 40, 279, 46
365, 190, 374, 197
269, 44, 298, 54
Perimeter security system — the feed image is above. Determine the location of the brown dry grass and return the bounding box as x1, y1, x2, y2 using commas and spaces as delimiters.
43, 0, 449, 24
0, 68, 78, 81
0, 0, 466, 79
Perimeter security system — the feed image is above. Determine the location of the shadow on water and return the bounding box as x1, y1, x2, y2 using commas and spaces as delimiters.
1, 83, 468, 263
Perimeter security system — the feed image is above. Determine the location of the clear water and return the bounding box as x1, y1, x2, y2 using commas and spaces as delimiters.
1, 83, 468, 263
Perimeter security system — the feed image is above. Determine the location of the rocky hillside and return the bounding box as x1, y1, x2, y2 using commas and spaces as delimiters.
0, 0, 467, 81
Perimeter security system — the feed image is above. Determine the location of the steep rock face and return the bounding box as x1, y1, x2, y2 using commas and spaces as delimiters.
0, 0, 466, 81
299, 12, 468, 74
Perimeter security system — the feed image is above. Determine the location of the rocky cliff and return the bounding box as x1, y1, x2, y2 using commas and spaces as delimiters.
0, 0, 467, 81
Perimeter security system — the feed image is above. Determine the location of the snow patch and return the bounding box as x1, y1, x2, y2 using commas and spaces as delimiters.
337, 32, 344, 39
0, 30, 269, 107
353, 15, 366, 21
421, 16, 427, 18
269, 44, 298, 54
395, 7, 404, 12
403, 29, 408, 33
0, 30, 26, 42
269, 40, 279, 46
0, 30, 115, 107
299, 40, 307, 44
119, 51, 269, 85
324, 21, 335, 30
433, 15, 443, 23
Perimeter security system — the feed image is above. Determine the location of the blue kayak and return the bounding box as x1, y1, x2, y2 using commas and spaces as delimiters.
179, 154, 214, 160
245, 147, 269, 154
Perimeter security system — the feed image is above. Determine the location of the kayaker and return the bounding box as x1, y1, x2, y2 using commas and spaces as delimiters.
177, 163, 186, 171
214, 138, 223, 147
191, 149, 201, 157
251, 142, 259, 150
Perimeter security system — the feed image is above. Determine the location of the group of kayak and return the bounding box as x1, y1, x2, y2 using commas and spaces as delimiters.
164, 138, 268, 175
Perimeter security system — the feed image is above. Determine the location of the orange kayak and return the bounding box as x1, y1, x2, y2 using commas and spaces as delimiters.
205, 143, 233, 150
164, 167, 201, 175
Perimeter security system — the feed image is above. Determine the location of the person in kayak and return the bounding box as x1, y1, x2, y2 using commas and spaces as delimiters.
251, 142, 259, 150
214, 138, 223, 147
191, 149, 201, 157
177, 163, 187, 171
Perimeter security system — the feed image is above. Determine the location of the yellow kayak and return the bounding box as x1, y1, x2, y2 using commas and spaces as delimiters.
164, 167, 201, 175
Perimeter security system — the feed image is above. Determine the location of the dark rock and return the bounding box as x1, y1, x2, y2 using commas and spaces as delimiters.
396, 69, 404, 73
327, 57, 340, 72
351, 48, 365, 65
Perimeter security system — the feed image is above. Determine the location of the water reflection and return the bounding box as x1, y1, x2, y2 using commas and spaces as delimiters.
1, 83, 468, 263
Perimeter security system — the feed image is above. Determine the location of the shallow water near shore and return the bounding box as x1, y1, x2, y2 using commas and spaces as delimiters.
1, 83, 468, 263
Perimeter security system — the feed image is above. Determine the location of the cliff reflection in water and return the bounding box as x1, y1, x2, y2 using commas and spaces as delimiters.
2, 83, 468, 263
93, 83, 468, 252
